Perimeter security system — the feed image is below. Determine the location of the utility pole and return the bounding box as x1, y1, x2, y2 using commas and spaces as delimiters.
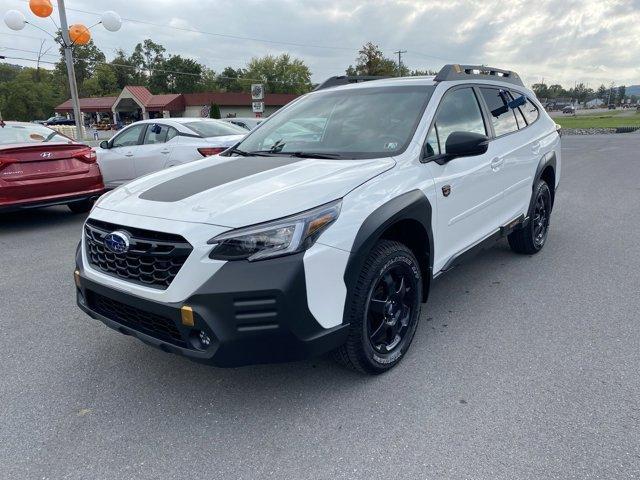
394, 49, 407, 77
57, 0, 83, 141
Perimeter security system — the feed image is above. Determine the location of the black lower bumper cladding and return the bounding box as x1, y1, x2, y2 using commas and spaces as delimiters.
76, 247, 348, 367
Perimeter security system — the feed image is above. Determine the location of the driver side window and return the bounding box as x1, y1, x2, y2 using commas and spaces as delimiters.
112, 124, 145, 148
425, 88, 486, 157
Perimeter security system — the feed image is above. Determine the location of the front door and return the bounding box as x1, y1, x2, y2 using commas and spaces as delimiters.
424, 86, 506, 273
134, 124, 177, 178
97, 124, 145, 188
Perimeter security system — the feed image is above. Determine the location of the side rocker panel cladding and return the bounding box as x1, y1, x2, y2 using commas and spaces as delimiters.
342, 190, 434, 320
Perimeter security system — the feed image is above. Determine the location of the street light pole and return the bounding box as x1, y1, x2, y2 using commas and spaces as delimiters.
56, 0, 83, 141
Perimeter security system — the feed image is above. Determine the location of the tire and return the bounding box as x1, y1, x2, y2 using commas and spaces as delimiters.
334, 240, 422, 374
508, 179, 552, 255
67, 199, 93, 214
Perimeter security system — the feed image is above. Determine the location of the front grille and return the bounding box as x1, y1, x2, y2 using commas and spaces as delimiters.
87, 291, 187, 348
84, 219, 192, 289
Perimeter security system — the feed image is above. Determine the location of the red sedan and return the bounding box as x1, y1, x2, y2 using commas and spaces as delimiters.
0, 122, 105, 213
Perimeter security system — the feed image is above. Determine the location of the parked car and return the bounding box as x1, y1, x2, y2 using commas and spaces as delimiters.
0, 122, 104, 213
562, 105, 575, 114
220, 117, 263, 131
44, 116, 75, 126
96, 118, 247, 189
75, 64, 560, 374
608, 104, 617, 110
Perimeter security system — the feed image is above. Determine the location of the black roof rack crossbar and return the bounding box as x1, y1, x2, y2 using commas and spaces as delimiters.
314, 75, 390, 91
434, 64, 524, 87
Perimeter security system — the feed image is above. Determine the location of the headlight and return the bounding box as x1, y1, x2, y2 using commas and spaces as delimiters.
208, 200, 342, 261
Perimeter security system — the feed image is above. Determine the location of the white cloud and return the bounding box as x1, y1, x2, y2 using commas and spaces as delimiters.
2, 0, 639, 87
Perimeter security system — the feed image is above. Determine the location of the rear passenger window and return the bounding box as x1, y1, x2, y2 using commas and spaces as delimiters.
519, 96, 540, 125
430, 88, 486, 155
480, 88, 519, 136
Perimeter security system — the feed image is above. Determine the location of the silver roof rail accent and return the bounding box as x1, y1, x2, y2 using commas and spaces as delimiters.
434, 64, 524, 87
313, 76, 389, 91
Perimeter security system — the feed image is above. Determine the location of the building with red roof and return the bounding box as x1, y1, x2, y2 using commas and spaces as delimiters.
55, 86, 299, 125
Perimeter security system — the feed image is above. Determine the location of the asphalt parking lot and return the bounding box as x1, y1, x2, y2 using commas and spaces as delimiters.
1, 134, 639, 479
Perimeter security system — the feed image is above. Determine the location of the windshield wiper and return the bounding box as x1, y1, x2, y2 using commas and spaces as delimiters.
286, 151, 343, 159
227, 147, 272, 157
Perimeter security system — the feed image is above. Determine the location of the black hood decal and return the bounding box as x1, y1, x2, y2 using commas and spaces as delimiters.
139, 156, 303, 202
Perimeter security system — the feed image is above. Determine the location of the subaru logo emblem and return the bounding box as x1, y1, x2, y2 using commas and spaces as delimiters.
104, 231, 130, 254
40, 152, 52, 158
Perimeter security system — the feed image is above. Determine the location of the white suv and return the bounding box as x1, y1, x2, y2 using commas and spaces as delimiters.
75, 65, 560, 374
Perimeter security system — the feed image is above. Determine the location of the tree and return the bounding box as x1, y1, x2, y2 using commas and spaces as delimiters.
244, 54, 312, 94
547, 84, 567, 98
209, 102, 221, 119
82, 64, 118, 97
346, 42, 398, 77
0, 67, 61, 121
111, 48, 145, 89
53, 33, 106, 97
596, 84, 607, 101
531, 83, 549, 99
217, 67, 245, 92
409, 69, 438, 76
161, 55, 203, 93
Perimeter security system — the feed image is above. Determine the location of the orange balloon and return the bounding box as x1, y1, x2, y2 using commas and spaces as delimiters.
29, 0, 53, 18
69, 24, 91, 45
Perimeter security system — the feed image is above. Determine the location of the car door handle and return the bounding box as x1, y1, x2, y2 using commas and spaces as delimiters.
124, 153, 134, 157
161, 149, 171, 154
490, 157, 504, 171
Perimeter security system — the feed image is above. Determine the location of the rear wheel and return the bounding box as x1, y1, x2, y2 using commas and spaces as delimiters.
508, 179, 552, 254
67, 199, 93, 214
334, 240, 422, 374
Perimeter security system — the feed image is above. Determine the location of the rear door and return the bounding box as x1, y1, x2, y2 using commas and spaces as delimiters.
425, 86, 506, 272
477, 87, 535, 222
134, 124, 179, 177
97, 124, 145, 188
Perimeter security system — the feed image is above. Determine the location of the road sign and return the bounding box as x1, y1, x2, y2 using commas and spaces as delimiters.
251, 84, 264, 100
252, 101, 264, 113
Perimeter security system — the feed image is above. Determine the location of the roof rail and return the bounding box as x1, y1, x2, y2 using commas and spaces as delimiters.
313, 75, 389, 91
434, 64, 524, 87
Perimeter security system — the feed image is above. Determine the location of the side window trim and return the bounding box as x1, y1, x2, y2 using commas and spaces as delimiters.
421, 84, 489, 162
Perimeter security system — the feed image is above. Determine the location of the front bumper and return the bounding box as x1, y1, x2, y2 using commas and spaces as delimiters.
75, 247, 348, 367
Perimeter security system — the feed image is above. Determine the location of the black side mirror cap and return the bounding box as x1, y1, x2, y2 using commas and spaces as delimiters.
443, 131, 489, 160
99, 140, 110, 149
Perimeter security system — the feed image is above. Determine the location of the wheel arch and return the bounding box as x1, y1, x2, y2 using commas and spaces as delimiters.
534, 152, 557, 208
343, 190, 434, 313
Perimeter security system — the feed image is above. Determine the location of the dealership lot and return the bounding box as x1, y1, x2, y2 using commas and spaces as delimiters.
1, 135, 639, 479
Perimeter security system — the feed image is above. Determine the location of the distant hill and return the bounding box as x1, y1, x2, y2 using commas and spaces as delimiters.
625, 85, 640, 97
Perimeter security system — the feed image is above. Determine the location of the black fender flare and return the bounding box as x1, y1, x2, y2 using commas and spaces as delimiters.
342, 189, 434, 321
530, 151, 557, 212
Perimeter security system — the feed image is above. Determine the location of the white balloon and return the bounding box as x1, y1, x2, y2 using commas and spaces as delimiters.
101, 11, 122, 32
4, 10, 26, 31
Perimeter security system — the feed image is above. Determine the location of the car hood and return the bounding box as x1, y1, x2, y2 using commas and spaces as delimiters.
95, 155, 395, 227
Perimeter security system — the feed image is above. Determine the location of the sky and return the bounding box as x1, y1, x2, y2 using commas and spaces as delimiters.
2, 0, 640, 89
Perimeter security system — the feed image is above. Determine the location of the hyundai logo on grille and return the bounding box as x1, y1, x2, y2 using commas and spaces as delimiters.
40, 152, 53, 158
104, 231, 131, 254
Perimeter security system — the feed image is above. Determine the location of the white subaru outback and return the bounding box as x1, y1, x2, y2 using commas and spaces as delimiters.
75, 65, 561, 374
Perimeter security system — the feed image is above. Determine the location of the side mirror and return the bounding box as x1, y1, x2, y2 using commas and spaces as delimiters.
99, 140, 110, 149
444, 131, 489, 159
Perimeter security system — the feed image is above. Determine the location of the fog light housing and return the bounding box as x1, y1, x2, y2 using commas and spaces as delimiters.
198, 330, 211, 347
74, 269, 81, 288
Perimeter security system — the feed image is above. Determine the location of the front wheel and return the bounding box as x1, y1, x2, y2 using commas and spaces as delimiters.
334, 240, 422, 374
508, 179, 552, 254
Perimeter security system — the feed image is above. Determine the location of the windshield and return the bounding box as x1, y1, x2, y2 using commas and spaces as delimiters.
235, 85, 435, 159
184, 121, 247, 138
0, 124, 71, 145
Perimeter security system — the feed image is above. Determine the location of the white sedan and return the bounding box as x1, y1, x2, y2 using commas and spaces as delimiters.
96, 118, 246, 189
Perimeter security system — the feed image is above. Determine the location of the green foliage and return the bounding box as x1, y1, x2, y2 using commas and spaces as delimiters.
346, 42, 399, 77
217, 67, 245, 92
0, 66, 63, 121
210, 102, 221, 119
244, 54, 312, 94
54, 32, 106, 97
82, 64, 118, 97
